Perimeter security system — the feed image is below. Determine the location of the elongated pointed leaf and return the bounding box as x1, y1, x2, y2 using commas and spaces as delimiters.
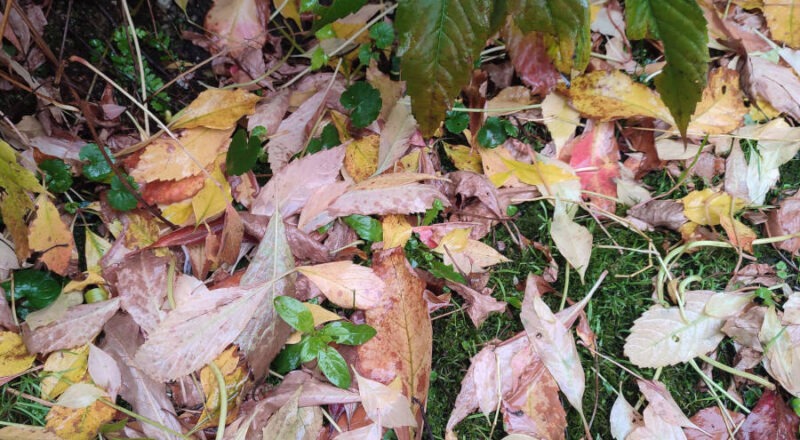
625, 0, 709, 137
396, 0, 492, 136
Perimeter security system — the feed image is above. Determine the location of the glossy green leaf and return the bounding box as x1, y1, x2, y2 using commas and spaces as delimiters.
79, 144, 113, 183
342, 214, 383, 242
508, 0, 591, 72
476, 117, 508, 148
108, 175, 138, 211
2, 269, 61, 311
311, 0, 368, 31
321, 321, 377, 345
272, 342, 303, 374
226, 128, 263, 176
396, 0, 492, 136
428, 259, 466, 283
39, 159, 73, 193
274, 296, 315, 333
300, 335, 327, 362
340, 82, 382, 128
625, 0, 709, 137
444, 103, 469, 133
311, 47, 328, 71
317, 346, 351, 388
370, 22, 395, 49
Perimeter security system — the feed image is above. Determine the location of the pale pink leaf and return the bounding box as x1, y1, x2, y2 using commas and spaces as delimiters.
297, 181, 349, 233
550, 204, 592, 281
334, 423, 381, 440
248, 89, 290, 135
637, 379, 698, 430
329, 184, 449, 217
355, 371, 417, 428
745, 56, 800, 122
375, 98, 416, 176
88, 344, 121, 400
103, 251, 169, 334
297, 261, 384, 309
22, 298, 120, 354
445, 282, 507, 327
205, 0, 269, 57
610, 395, 641, 440
267, 89, 333, 172
684, 407, 745, 440
628, 405, 687, 440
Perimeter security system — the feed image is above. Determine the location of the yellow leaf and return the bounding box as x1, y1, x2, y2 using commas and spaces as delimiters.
306, 302, 343, 326
123, 212, 161, 248
570, 70, 674, 123
398, 149, 421, 172
344, 135, 380, 182
84, 230, 111, 272
382, 215, 412, 249
331, 21, 372, 44
688, 68, 747, 135
720, 216, 756, 253
479, 147, 520, 188
0, 425, 61, 440
41, 345, 90, 400
63, 273, 106, 293
28, 195, 75, 276
433, 229, 511, 274
45, 399, 116, 440
278, 0, 301, 25
500, 157, 579, 187
433, 228, 471, 253
0, 140, 44, 260
682, 189, 746, 226
161, 199, 194, 226
443, 144, 482, 173
297, 261, 385, 309
130, 127, 233, 182
170, 89, 260, 130
192, 166, 232, 225
0, 331, 35, 376
763, 0, 800, 48
541, 92, 580, 153
197, 347, 247, 429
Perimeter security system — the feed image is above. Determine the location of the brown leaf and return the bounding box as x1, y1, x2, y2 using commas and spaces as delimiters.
204, 0, 269, 57
449, 171, 504, 218
103, 251, 169, 334
744, 56, 800, 122
28, 195, 75, 276
22, 298, 120, 354
766, 190, 800, 255
684, 407, 745, 439
627, 199, 688, 231
376, 99, 417, 176
502, 20, 559, 96
142, 174, 205, 205
445, 281, 507, 327
738, 390, 800, 440
251, 145, 345, 217
357, 248, 432, 431
101, 314, 183, 440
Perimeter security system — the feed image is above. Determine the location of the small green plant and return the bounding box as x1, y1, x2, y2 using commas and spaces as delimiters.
2, 269, 62, 319
272, 296, 376, 388
340, 81, 382, 128
476, 116, 518, 148
444, 103, 469, 134
38, 159, 73, 193
342, 214, 382, 242
226, 127, 266, 176
306, 124, 341, 154
79, 144, 138, 211
405, 235, 465, 284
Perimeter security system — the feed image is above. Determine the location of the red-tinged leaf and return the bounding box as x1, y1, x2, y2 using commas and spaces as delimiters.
684, 407, 745, 439
141, 175, 205, 205
247, 89, 290, 135
100, 314, 184, 440
567, 122, 620, 213
148, 217, 225, 249
329, 183, 449, 217
235, 211, 296, 382
357, 247, 432, 434
297, 261, 384, 309
103, 251, 169, 334
766, 190, 800, 255
636, 379, 698, 430
204, 0, 270, 58
445, 281, 507, 327
501, 20, 560, 96
251, 145, 346, 217
502, 353, 566, 439
738, 390, 800, 440
22, 298, 120, 354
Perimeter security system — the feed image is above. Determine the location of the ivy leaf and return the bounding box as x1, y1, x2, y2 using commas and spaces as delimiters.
226, 128, 262, 176
274, 296, 315, 333
508, 0, 591, 73
370, 22, 395, 49
79, 144, 113, 183
39, 159, 73, 193
342, 214, 383, 242
2, 269, 61, 313
321, 321, 377, 345
396, 0, 492, 136
108, 175, 138, 211
317, 346, 351, 388
444, 103, 469, 133
625, 0, 709, 137
476, 117, 508, 148
340, 82, 382, 128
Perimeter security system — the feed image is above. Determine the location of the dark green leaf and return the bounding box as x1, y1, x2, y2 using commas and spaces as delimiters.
444, 103, 469, 133
79, 144, 113, 183
396, 0, 492, 136
429, 259, 466, 283
501, 119, 519, 137
370, 22, 395, 49
300, 335, 327, 362
226, 129, 263, 176
340, 82, 382, 128
358, 43, 376, 66
39, 159, 73, 193
312, 0, 368, 31
2, 269, 61, 310
274, 296, 314, 333
625, 0, 709, 137
321, 321, 377, 345
342, 215, 383, 242
476, 117, 508, 148
272, 342, 303, 374
108, 175, 139, 211
300, 0, 318, 13
509, 0, 591, 73
317, 346, 351, 388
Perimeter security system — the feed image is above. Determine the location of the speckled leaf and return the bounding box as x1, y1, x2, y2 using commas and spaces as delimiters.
396, 0, 492, 136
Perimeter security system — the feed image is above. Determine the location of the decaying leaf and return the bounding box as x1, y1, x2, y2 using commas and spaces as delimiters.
636, 379, 698, 430
40, 345, 89, 400
45, 398, 116, 440
688, 67, 746, 135
0, 139, 44, 260
567, 122, 620, 213
356, 371, 417, 428
542, 92, 579, 154
0, 331, 35, 376
570, 70, 673, 123
681, 189, 746, 226
610, 394, 641, 440
297, 261, 384, 309
550, 204, 592, 281
204, 0, 269, 57
684, 407, 745, 440
130, 127, 233, 183
197, 346, 247, 428
766, 190, 800, 255
376, 98, 417, 176
22, 298, 120, 355
763, 0, 800, 48
759, 306, 800, 396
738, 389, 800, 439
170, 88, 259, 130
28, 195, 75, 276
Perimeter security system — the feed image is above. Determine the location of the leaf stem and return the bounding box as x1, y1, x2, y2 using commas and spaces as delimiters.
448, 103, 542, 113
209, 362, 228, 440
99, 398, 187, 439
698, 354, 775, 389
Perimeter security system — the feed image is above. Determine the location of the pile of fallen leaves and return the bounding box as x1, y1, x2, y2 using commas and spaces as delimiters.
2, 0, 800, 439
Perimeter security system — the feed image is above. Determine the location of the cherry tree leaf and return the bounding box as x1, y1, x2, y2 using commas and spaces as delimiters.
610, 395, 641, 440
103, 251, 169, 335
22, 298, 120, 355
570, 70, 673, 123
744, 56, 800, 122
688, 67, 746, 135
329, 176, 449, 217
637, 379, 698, 429
204, 0, 269, 57
297, 261, 384, 309
501, 19, 560, 95
87, 344, 121, 401
684, 407, 745, 440
130, 127, 233, 183
567, 122, 620, 214
759, 306, 800, 396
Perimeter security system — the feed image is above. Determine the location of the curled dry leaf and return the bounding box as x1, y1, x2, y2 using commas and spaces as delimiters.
445, 281, 507, 327
297, 261, 384, 309
22, 298, 120, 355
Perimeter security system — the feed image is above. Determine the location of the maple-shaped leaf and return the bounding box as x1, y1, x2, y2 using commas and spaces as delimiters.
567, 122, 620, 213
170, 88, 259, 130
625, 0, 709, 137
396, 0, 492, 136
204, 0, 269, 57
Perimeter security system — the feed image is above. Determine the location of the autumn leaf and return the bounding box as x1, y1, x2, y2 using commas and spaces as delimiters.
501, 19, 560, 95
550, 203, 592, 281
204, 0, 270, 57
130, 127, 233, 183
570, 70, 673, 123
45, 398, 116, 440
443, 144, 482, 173
40, 345, 90, 400
22, 298, 120, 355
356, 371, 417, 428
566, 122, 620, 213
297, 261, 385, 309
542, 92, 579, 154
170, 88, 260, 130
197, 346, 247, 428
0, 331, 35, 376
681, 189, 746, 226
381, 214, 412, 249
344, 135, 380, 182
688, 67, 747, 135
28, 195, 75, 276
763, 0, 800, 48
0, 139, 44, 260
376, 98, 417, 176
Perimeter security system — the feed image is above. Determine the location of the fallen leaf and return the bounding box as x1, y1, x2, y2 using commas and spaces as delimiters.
345, 135, 380, 182
550, 204, 592, 281
55, 383, 107, 408
40, 345, 89, 400
22, 298, 120, 355
688, 67, 747, 135
248, 89, 291, 135
130, 127, 233, 182
445, 281, 507, 327
297, 261, 385, 309
567, 122, 620, 213
191, 164, 232, 225
0, 425, 60, 440
636, 379, 698, 429
376, 98, 417, 176
204, 0, 269, 57
329, 180, 449, 217
87, 344, 121, 400
759, 306, 800, 395
763, 0, 800, 48
104, 251, 169, 335
735, 119, 800, 204
367, 61, 405, 120
0, 331, 35, 376
681, 189, 746, 226
198, 346, 247, 428
356, 371, 417, 428
627, 405, 687, 440
501, 156, 579, 189
744, 56, 800, 122
738, 389, 800, 439
44, 399, 116, 440
357, 247, 432, 430
24, 292, 83, 331
610, 394, 641, 440
570, 70, 674, 123
502, 20, 560, 95
719, 215, 756, 252
433, 229, 510, 274
261, 388, 323, 440
486, 86, 534, 116
0, 139, 44, 260
28, 195, 75, 275
684, 407, 745, 440
542, 92, 579, 154
443, 144, 482, 173
766, 190, 800, 255
170, 88, 260, 130
381, 215, 412, 249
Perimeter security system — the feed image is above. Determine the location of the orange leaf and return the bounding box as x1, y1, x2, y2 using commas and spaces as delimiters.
28, 195, 75, 276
